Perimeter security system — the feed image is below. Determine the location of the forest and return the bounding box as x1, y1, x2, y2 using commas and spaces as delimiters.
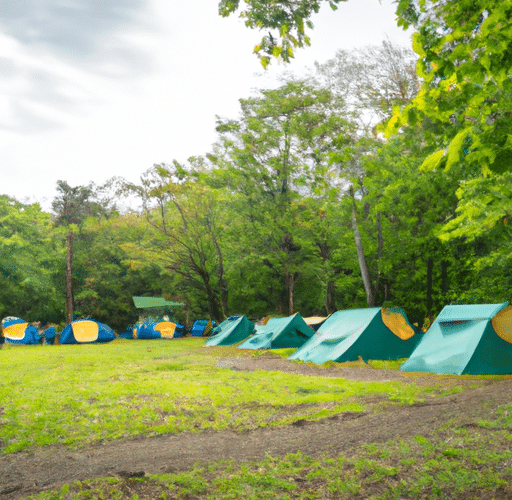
1, 0, 511, 331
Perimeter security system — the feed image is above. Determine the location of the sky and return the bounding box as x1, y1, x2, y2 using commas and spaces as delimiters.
0, 0, 413, 211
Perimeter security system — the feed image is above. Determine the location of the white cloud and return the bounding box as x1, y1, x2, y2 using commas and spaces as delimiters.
0, 0, 413, 210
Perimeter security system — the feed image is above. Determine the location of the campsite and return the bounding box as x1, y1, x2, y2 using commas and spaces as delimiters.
2, 324, 512, 499
2, 0, 512, 498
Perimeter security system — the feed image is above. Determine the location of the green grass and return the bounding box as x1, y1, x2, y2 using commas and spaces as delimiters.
4, 338, 512, 499
0, 338, 460, 454
22, 423, 512, 499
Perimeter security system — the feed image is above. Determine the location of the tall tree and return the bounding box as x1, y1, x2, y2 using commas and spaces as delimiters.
210, 79, 357, 315
127, 163, 229, 323
52, 181, 94, 324
315, 40, 420, 131
0, 196, 62, 322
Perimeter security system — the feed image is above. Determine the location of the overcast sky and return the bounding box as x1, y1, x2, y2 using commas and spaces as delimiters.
0, 0, 413, 211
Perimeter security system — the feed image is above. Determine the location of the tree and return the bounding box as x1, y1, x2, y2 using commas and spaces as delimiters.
221, 0, 512, 176
387, 0, 512, 176
218, 0, 347, 67
210, 79, 357, 315
127, 163, 229, 323
52, 181, 94, 324
0, 196, 62, 322
315, 41, 420, 130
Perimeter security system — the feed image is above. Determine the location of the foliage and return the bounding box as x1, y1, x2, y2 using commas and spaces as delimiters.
0, 196, 62, 322
218, 0, 347, 67
315, 40, 420, 128
389, 0, 512, 176
210, 79, 358, 315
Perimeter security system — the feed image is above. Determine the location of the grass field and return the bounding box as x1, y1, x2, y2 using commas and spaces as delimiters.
2, 338, 512, 499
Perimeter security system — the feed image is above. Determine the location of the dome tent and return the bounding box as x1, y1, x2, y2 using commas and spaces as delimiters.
238, 313, 314, 350
289, 307, 420, 364
1, 317, 42, 345
60, 319, 116, 344
401, 302, 512, 375
135, 321, 181, 339
206, 316, 255, 346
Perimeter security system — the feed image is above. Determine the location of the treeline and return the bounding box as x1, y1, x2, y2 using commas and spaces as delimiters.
1, 39, 511, 330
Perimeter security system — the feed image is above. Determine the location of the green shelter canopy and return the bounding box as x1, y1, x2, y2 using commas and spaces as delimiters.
133, 297, 185, 309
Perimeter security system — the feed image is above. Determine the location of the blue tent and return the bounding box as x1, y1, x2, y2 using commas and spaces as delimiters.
135, 321, 183, 340
238, 313, 314, 350
61, 319, 116, 344
1, 317, 42, 345
206, 316, 255, 346
289, 307, 421, 364
401, 302, 512, 375
43, 326, 57, 344
191, 319, 217, 337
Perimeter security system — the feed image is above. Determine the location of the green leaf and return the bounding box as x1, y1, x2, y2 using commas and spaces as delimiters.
419, 150, 445, 172
445, 129, 470, 171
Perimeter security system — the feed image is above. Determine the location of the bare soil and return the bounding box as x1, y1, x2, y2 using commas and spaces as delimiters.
1, 355, 511, 499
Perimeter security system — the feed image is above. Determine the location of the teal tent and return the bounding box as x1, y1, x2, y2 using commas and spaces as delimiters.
238, 313, 313, 350
289, 307, 420, 364
206, 316, 255, 346
400, 302, 512, 375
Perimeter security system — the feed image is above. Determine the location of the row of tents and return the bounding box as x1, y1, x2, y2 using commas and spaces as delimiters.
205, 302, 512, 375
0, 317, 218, 345
2, 302, 512, 375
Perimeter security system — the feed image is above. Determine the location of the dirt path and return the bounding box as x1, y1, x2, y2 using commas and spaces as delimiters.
2, 357, 512, 499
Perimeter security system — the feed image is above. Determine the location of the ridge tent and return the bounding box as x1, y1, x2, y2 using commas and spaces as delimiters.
60, 319, 116, 344
135, 321, 179, 339
400, 302, 512, 375
206, 316, 255, 346
238, 313, 314, 350
289, 307, 420, 364
1, 317, 42, 345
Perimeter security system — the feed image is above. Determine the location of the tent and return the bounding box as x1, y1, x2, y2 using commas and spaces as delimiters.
1, 317, 42, 345
303, 316, 328, 331
400, 302, 512, 375
43, 326, 57, 344
289, 307, 420, 364
60, 319, 116, 344
238, 313, 314, 350
135, 321, 181, 340
191, 319, 218, 337
206, 316, 255, 346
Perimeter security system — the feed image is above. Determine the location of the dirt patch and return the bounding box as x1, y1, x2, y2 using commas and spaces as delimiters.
1, 357, 511, 499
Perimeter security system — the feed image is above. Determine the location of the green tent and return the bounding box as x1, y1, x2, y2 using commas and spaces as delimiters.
400, 302, 512, 375
237, 313, 314, 350
205, 316, 255, 346
289, 307, 420, 364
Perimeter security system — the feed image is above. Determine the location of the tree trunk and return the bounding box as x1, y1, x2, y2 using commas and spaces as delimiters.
441, 260, 449, 297
349, 187, 375, 307
198, 268, 224, 324
210, 228, 228, 318
286, 270, 295, 316
325, 280, 336, 314
65, 230, 75, 324
426, 256, 433, 317
316, 240, 337, 314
